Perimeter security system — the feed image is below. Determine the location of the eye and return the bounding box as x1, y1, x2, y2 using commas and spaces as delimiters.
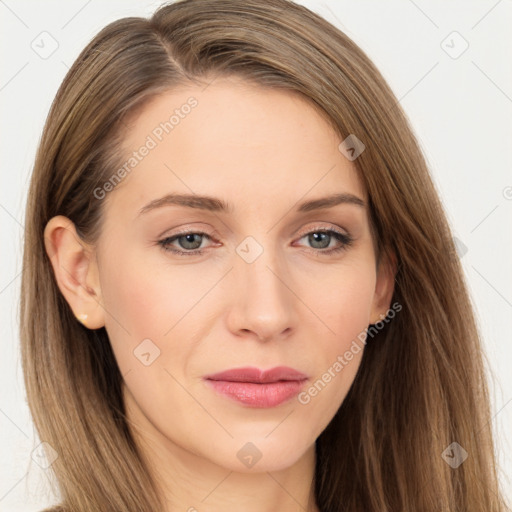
295, 228, 354, 255
157, 226, 354, 257
158, 231, 214, 256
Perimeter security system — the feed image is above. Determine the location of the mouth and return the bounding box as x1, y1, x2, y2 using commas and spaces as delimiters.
203, 366, 308, 408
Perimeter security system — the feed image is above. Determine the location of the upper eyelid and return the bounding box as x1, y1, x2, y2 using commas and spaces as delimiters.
160, 224, 349, 247
161, 225, 347, 242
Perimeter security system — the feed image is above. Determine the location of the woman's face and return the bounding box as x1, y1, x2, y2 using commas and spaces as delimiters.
88, 76, 394, 473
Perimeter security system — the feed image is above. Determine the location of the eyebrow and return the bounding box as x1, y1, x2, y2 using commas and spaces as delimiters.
137, 192, 365, 216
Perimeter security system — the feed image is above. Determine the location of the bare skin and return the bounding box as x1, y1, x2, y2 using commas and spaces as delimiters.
45, 76, 395, 512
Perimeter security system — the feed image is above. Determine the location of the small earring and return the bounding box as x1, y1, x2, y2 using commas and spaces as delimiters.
76, 313, 88, 325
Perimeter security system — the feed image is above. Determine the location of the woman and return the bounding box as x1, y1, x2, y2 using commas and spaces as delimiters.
20, 0, 509, 510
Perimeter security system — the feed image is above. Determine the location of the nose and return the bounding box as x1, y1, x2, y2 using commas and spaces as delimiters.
226, 241, 298, 342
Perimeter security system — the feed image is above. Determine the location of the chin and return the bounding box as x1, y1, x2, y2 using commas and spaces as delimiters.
213, 434, 314, 474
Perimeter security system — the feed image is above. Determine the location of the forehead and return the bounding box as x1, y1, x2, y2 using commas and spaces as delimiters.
105, 77, 367, 217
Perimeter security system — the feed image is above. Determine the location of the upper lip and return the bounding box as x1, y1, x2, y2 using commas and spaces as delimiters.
204, 366, 308, 383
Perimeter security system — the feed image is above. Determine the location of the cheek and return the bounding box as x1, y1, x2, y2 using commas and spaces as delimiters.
98, 251, 207, 426
97, 250, 167, 379
294, 262, 375, 423
306, 258, 376, 345
98, 249, 219, 382
100, 249, 203, 338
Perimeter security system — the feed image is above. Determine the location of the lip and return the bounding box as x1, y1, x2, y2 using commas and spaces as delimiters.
203, 366, 308, 408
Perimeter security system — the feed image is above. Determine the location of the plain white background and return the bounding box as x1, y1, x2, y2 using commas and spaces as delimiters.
1, 0, 511, 509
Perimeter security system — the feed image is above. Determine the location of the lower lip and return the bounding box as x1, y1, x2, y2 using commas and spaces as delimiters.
205, 379, 307, 408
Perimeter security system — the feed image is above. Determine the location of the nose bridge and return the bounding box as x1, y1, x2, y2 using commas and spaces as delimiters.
229, 233, 296, 340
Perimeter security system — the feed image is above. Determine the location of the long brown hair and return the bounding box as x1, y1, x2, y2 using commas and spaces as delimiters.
20, 0, 509, 510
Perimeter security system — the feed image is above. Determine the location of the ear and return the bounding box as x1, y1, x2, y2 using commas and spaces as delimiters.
369, 248, 397, 324
43, 215, 105, 329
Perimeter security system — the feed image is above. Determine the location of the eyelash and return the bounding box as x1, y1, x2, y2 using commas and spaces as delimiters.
157, 227, 354, 257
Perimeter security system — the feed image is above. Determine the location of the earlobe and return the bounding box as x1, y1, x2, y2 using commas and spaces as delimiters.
43, 215, 105, 329
369, 248, 397, 324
